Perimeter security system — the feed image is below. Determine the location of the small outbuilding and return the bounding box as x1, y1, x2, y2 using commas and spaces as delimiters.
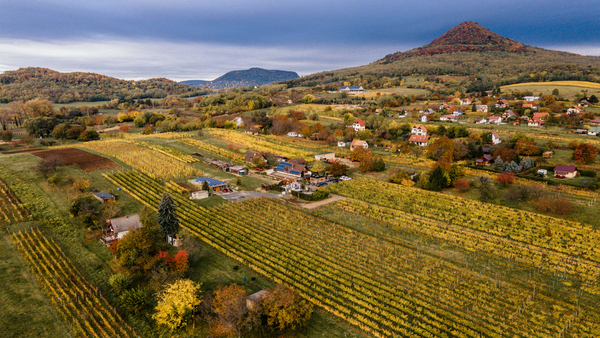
93, 192, 115, 203
246, 290, 268, 310
227, 165, 248, 176
190, 190, 210, 200
315, 152, 335, 161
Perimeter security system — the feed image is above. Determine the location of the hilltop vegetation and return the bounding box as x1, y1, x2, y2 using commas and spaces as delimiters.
181, 67, 299, 90
285, 22, 600, 92
0, 67, 210, 103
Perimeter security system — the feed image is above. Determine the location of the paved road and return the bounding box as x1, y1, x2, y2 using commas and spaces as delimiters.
218, 191, 283, 202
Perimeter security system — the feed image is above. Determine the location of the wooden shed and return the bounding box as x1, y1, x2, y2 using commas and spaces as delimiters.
93, 192, 115, 203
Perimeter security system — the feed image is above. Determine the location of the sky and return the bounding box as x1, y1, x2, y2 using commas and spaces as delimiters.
0, 0, 599, 81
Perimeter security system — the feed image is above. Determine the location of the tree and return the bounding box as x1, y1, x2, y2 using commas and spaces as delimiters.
535, 196, 573, 215
515, 138, 539, 156
427, 136, 454, 162
212, 284, 259, 338
359, 156, 374, 172
1, 130, 13, 142
153, 279, 202, 331
120, 287, 150, 314
552, 88, 559, 96
454, 178, 470, 192
495, 172, 515, 186
493, 156, 504, 171
72, 179, 89, 193
236, 176, 242, 186
372, 158, 386, 172
24, 116, 59, 137
572, 143, 598, 164
477, 176, 496, 202
389, 168, 410, 184
109, 273, 133, 294
310, 161, 327, 174
78, 129, 100, 141
301, 94, 315, 104
505, 161, 521, 174
252, 156, 268, 169
428, 165, 449, 191
589, 95, 599, 104
262, 284, 313, 331
157, 192, 179, 237
448, 164, 464, 186
328, 161, 348, 177
350, 146, 371, 162
202, 181, 210, 191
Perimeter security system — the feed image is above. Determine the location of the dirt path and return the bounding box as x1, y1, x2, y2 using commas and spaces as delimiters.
297, 194, 346, 210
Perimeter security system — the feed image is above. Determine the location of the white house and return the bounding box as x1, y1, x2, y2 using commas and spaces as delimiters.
460, 98, 472, 105
350, 139, 368, 151
351, 120, 366, 132
524, 96, 540, 102
421, 115, 429, 123
340, 86, 365, 94
476, 105, 488, 113
337, 141, 349, 147
233, 117, 244, 127
451, 109, 464, 116
408, 134, 430, 146
488, 116, 502, 124
588, 126, 600, 136
287, 131, 298, 137
491, 131, 501, 145
411, 125, 428, 136
566, 106, 582, 115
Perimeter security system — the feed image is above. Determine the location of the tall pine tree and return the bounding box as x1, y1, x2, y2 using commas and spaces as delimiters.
157, 192, 179, 237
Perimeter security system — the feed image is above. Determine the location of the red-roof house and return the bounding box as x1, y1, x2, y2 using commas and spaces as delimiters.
408, 134, 430, 146
553, 165, 577, 179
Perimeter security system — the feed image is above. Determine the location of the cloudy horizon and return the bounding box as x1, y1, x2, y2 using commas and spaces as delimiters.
1, 0, 599, 81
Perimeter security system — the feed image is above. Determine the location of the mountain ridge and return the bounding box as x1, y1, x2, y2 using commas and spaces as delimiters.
181, 67, 299, 89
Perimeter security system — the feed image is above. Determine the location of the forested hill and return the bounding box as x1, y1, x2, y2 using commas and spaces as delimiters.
0, 67, 209, 103
181, 67, 299, 89
284, 22, 600, 92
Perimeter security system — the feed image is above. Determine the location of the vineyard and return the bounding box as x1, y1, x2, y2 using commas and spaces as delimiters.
208, 129, 315, 162
104, 170, 600, 337
133, 140, 198, 163
31, 148, 120, 172
179, 138, 245, 162
11, 228, 137, 338
76, 140, 202, 179
0, 178, 28, 225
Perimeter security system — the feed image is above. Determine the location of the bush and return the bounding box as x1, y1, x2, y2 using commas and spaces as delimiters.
109, 273, 134, 294
578, 169, 597, 178
78, 129, 100, 141
454, 178, 470, 192
311, 189, 329, 201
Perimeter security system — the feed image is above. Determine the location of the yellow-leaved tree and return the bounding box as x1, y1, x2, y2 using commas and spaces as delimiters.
153, 279, 202, 331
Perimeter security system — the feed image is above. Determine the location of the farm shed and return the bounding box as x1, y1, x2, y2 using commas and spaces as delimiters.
105, 214, 143, 243
543, 151, 554, 158
190, 177, 228, 192
190, 190, 209, 200
246, 290, 268, 310
244, 152, 267, 163
93, 192, 115, 203
227, 165, 248, 176
315, 152, 335, 161
554, 165, 577, 179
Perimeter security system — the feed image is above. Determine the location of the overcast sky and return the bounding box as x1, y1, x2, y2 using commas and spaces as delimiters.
1, 0, 599, 81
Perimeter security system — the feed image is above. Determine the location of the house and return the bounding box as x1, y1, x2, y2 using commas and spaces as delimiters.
476, 154, 494, 165
554, 165, 577, 179
567, 106, 582, 115
105, 214, 143, 243
460, 98, 472, 105
244, 152, 267, 163
488, 116, 502, 124
590, 120, 600, 125
340, 86, 365, 94
522, 103, 537, 110
350, 139, 368, 151
189, 177, 228, 192
529, 112, 548, 127
421, 115, 429, 123
246, 290, 268, 311
575, 129, 588, 135
315, 152, 335, 161
93, 192, 115, 204
476, 118, 487, 124
502, 110, 517, 119
543, 151, 554, 158
476, 105, 488, 113
425, 108, 436, 115
310, 174, 327, 184
524, 96, 540, 102
451, 109, 464, 116
190, 190, 209, 200
288, 158, 307, 165
439, 103, 450, 111
287, 131, 298, 137
411, 124, 428, 136
440, 114, 458, 122
491, 131, 501, 145
227, 165, 248, 176
337, 141, 349, 147
408, 134, 430, 146
351, 120, 366, 132
495, 99, 509, 108
588, 126, 600, 136
579, 100, 590, 108
233, 116, 244, 127
273, 162, 307, 180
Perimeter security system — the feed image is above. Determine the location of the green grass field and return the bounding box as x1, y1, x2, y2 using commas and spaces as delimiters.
501, 81, 600, 101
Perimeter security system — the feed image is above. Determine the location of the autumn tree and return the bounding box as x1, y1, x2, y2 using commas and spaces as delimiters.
427, 136, 454, 163
454, 178, 470, 192
359, 156, 374, 172
157, 192, 179, 238
1, 130, 13, 142
262, 284, 313, 331
350, 146, 371, 162
153, 279, 202, 331
495, 171, 515, 186
310, 161, 327, 174
72, 179, 89, 193
515, 137, 539, 156
572, 143, 598, 164
427, 165, 450, 191
328, 161, 348, 177
212, 284, 260, 338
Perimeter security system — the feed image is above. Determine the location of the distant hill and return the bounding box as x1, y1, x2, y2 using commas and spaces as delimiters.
285, 22, 600, 92
0, 67, 209, 103
181, 67, 299, 89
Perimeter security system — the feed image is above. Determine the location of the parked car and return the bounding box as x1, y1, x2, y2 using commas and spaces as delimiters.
339, 175, 352, 181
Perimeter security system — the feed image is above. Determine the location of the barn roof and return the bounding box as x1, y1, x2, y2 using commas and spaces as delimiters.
109, 214, 142, 234
94, 192, 114, 200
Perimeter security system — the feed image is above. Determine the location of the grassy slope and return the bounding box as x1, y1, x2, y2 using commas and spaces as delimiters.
0, 233, 69, 338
